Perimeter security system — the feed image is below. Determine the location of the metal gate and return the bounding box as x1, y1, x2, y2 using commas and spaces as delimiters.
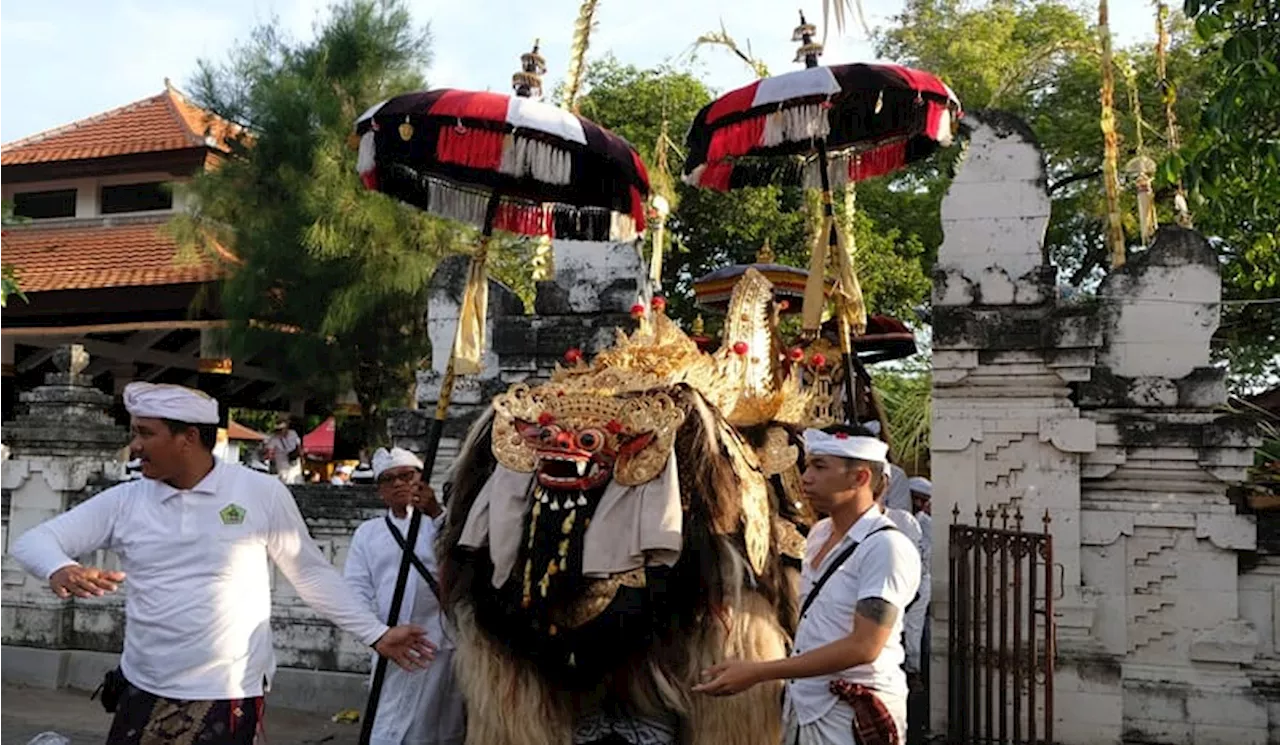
948, 505, 1055, 745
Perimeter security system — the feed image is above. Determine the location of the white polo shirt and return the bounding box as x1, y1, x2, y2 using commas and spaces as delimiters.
10, 460, 390, 700
787, 506, 921, 725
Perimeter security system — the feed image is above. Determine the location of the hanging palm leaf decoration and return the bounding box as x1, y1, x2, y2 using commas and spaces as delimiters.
822, 0, 871, 40
562, 0, 600, 113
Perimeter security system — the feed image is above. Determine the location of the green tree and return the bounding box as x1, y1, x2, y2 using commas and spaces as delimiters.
1180, 0, 1280, 390
875, 0, 1208, 276
174, 0, 472, 447
2, 201, 29, 308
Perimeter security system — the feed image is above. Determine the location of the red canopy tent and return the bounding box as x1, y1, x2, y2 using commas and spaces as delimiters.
303, 417, 336, 461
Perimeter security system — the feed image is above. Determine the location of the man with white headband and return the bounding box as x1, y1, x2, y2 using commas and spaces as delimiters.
344, 447, 465, 745
694, 425, 921, 744
10, 383, 436, 745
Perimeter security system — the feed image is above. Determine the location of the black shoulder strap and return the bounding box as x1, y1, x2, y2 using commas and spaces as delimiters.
799, 525, 897, 620
384, 516, 441, 600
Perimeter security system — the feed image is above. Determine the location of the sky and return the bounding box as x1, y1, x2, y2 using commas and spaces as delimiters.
1, 0, 1159, 145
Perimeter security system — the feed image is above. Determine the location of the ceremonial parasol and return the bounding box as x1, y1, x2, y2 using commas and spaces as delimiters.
692, 239, 830, 314
682, 13, 960, 421
352, 44, 649, 744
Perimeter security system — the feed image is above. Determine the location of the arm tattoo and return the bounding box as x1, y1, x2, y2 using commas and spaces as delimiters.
855, 597, 899, 627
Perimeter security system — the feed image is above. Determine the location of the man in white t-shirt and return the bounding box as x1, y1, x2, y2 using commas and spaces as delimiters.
9, 383, 434, 745
265, 417, 304, 484
694, 425, 921, 744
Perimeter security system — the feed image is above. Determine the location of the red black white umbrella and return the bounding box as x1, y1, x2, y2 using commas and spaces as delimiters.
680, 15, 960, 425
682, 61, 961, 191
355, 89, 648, 241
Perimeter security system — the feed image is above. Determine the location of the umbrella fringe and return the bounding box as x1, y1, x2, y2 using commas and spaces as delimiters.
438, 127, 507, 170
357, 131, 378, 190
803, 140, 909, 189
708, 118, 766, 163
925, 101, 953, 146
500, 136, 573, 185
761, 105, 830, 147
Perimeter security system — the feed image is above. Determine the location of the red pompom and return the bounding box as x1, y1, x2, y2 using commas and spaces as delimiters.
564, 348, 583, 364
834, 432, 849, 439
732, 341, 749, 356
810, 353, 827, 368
788, 346, 805, 361
537, 412, 555, 426
778, 299, 790, 311
606, 419, 624, 434
651, 296, 667, 311
630, 303, 646, 318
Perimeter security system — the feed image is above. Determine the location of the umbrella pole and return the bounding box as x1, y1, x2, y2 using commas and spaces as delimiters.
359, 193, 501, 745
814, 137, 860, 425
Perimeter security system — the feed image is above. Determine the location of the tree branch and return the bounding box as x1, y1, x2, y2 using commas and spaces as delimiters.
1048, 169, 1103, 194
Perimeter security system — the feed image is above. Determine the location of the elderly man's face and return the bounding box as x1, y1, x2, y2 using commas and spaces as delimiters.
377, 465, 421, 511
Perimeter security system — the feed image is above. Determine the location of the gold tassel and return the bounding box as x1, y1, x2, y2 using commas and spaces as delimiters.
453, 241, 491, 375
832, 218, 867, 336
801, 213, 832, 334
1099, 0, 1126, 268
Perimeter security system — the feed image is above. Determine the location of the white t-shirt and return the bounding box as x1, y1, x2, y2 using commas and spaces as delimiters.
10, 460, 388, 700
266, 429, 302, 472
787, 506, 922, 725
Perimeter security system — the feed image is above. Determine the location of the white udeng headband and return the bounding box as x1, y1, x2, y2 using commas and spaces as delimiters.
803, 429, 889, 464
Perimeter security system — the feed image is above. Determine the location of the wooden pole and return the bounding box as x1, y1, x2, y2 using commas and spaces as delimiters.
358, 193, 500, 744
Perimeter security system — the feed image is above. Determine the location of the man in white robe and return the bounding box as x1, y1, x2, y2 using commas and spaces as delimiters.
345, 447, 465, 745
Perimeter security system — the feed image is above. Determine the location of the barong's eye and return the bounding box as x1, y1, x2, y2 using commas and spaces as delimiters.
539, 425, 561, 443
576, 429, 604, 452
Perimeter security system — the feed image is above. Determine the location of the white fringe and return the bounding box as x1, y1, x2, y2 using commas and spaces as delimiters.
936, 108, 954, 147
356, 131, 376, 177
499, 136, 572, 185
760, 104, 829, 148
802, 154, 850, 190
610, 212, 638, 242
427, 179, 490, 227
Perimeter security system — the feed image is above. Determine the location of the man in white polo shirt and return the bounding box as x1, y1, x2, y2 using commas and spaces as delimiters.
693, 425, 921, 744
10, 382, 436, 745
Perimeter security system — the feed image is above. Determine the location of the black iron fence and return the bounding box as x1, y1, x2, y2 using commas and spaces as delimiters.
948, 505, 1055, 745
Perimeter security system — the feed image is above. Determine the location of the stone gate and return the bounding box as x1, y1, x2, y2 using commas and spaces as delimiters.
930, 112, 1277, 744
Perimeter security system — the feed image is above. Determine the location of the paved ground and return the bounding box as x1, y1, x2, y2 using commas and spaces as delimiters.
1, 684, 357, 744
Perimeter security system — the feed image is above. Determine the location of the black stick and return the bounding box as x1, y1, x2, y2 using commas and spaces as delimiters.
359, 193, 501, 744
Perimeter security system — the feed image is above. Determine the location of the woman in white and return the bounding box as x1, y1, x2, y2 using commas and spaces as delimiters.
345, 447, 466, 745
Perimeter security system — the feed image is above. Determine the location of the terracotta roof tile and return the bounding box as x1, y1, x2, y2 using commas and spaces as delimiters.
1, 84, 241, 166
1, 217, 225, 292
227, 419, 267, 441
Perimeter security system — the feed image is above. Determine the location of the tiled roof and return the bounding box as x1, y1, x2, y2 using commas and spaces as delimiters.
1, 82, 241, 166
227, 420, 267, 442
1, 216, 226, 292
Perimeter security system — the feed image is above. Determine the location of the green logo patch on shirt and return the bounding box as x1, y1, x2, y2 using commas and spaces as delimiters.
219, 503, 247, 525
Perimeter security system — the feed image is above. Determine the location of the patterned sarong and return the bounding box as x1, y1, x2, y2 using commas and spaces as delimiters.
829, 680, 899, 745
105, 682, 264, 745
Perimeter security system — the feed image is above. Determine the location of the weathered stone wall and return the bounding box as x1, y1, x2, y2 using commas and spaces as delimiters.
392, 240, 646, 486
930, 112, 1274, 744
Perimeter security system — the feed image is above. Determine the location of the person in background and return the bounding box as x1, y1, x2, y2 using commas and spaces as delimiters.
265, 417, 304, 485
905, 476, 933, 744
344, 447, 465, 745
9, 383, 435, 745
694, 425, 921, 744
331, 464, 355, 486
